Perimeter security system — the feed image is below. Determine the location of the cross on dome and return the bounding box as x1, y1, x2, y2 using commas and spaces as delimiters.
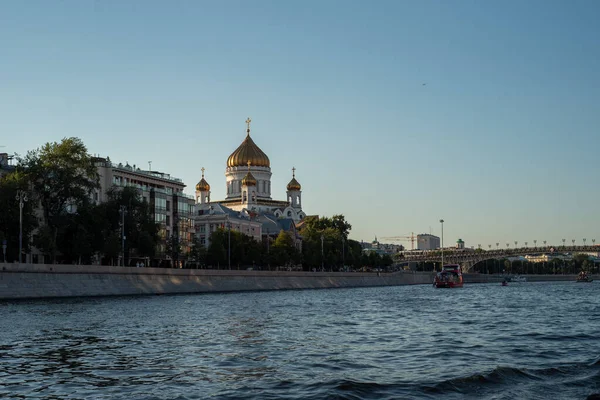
245, 117, 252, 134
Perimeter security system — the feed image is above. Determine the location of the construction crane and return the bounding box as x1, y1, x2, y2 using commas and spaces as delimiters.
381, 233, 418, 250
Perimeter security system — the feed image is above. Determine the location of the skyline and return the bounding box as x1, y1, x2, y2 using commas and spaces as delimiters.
1, 1, 599, 246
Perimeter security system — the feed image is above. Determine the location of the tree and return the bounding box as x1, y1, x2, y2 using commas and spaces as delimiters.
19, 138, 99, 262
271, 230, 299, 268
0, 171, 37, 262
97, 187, 160, 266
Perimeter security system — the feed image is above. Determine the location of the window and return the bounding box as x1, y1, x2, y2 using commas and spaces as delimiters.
166, 200, 171, 211
166, 216, 171, 225
287, 211, 292, 217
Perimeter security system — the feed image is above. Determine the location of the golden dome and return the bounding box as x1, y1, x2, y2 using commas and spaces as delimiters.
241, 171, 257, 186
196, 178, 210, 192
287, 167, 301, 191
195, 168, 210, 191
287, 177, 301, 191
226, 118, 270, 168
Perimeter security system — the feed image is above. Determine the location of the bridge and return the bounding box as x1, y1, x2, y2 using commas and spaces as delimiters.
394, 245, 600, 272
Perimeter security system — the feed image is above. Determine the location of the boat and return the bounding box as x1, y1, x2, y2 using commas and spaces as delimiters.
434, 264, 464, 288
576, 272, 593, 283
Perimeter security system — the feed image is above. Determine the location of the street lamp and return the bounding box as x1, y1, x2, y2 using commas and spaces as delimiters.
321, 234, 324, 271
16, 190, 28, 263
496, 243, 499, 250
439, 219, 444, 269
534, 240, 537, 249
572, 239, 575, 247
583, 238, 587, 247
227, 216, 231, 270
543, 240, 547, 248
525, 242, 528, 248
562, 239, 566, 248
515, 241, 518, 249
119, 205, 127, 266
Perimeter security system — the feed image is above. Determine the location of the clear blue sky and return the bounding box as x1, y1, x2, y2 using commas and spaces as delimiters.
1, 0, 599, 248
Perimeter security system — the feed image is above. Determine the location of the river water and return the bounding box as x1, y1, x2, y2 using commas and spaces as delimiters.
1, 281, 599, 399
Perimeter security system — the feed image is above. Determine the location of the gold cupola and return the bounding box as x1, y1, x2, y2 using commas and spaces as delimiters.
287, 167, 301, 191
196, 167, 210, 191
226, 118, 270, 168
241, 161, 257, 186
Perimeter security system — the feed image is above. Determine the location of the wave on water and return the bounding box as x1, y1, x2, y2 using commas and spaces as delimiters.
421, 360, 600, 399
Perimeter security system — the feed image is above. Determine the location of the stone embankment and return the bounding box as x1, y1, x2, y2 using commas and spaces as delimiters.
0, 264, 590, 300
0, 263, 435, 300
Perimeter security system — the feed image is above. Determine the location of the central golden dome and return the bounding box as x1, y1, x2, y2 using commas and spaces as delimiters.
227, 119, 270, 168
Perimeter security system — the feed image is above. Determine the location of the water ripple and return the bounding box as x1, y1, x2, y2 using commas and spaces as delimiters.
1, 282, 599, 399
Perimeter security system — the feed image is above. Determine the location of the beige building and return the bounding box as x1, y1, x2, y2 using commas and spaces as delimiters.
93, 157, 195, 260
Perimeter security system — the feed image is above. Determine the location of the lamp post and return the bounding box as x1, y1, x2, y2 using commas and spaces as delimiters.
562, 238, 566, 248
16, 190, 28, 263
342, 237, 345, 271
496, 243, 499, 250
119, 205, 127, 266
439, 219, 444, 270
321, 234, 324, 271
534, 240, 537, 249
583, 238, 587, 247
572, 239, 575, 248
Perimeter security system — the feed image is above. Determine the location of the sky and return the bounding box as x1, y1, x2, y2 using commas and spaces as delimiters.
1, 0, 599, 248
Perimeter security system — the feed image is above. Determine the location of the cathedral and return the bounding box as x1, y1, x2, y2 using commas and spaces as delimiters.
193, 119, 305, 248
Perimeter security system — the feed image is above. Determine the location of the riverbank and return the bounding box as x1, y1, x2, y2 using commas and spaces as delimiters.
0, 263, 591, 300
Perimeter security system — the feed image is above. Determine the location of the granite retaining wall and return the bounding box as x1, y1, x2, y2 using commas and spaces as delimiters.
0, 264, 436, 300
0, 264, 588, 300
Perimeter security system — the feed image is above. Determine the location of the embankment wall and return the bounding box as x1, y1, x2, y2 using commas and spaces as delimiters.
0, 264, 435, 300
0, 264, 587, 300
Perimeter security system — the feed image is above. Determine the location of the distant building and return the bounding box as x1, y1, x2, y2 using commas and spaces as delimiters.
0, 153, 15, 177
417, 234, 440, 250
456, 238, 465, 249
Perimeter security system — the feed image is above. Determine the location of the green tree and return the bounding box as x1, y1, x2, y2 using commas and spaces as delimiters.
20, 138, 99, 262
0, 171, 37, 262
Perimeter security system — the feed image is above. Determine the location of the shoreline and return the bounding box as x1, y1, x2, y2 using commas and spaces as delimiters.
0, 263, 590, 300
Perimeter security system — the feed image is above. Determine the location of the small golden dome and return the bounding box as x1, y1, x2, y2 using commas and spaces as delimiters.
287, 177, 301, 191
226, 119, 270, 168
287, 167, 301, 191
196, 167, 210, 191
241, 171, 257, 186
196, 178, 210, 192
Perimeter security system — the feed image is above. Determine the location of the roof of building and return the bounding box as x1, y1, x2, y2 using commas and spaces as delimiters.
227, 123, 270, 168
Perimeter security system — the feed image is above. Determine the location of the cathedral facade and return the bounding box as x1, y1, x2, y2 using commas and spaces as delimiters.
194, 118, 306, 221
192, 119, 305, 248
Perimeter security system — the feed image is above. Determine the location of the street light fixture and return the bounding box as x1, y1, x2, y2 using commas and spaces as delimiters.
583, 238, 587, 247
227, 215, 231, 270
321, 234, 324, 271
572, 239, 575, 247
119, 205, 127, 267
439, 219, 444, 270
16, 190, 28, 263
534, 240, 537, 248
562, 239, 566, 248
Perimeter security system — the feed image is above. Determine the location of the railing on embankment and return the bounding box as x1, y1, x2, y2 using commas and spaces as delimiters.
0, 264, 436, 300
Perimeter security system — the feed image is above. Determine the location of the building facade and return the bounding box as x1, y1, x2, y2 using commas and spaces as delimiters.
193, 119, 306, 248
93, 157, 196, 260
417, 234, 440, 250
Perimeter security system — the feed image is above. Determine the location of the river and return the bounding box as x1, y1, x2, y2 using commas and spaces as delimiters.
1, 281, 599, 399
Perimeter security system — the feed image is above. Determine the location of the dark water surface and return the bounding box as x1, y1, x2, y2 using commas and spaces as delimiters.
1, 281, 600, 399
